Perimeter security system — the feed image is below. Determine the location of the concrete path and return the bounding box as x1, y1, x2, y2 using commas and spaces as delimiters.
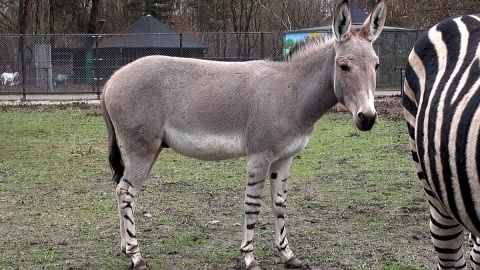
0, 94, 100, 105
0, 91, 401, 106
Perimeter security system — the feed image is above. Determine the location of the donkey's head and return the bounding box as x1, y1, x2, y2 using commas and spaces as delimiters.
332, 0, 386, 131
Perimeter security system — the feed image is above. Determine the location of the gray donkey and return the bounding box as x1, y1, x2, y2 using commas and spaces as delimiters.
101, 0, 386, 269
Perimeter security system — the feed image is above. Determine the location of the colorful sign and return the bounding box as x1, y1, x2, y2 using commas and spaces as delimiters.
283, 32, 329, 56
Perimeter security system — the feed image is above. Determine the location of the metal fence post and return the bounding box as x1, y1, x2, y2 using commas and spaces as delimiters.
20, 35, 26, 101
180, 33, 183, 57
94, 34, 100, 99
260, 32, 264, 59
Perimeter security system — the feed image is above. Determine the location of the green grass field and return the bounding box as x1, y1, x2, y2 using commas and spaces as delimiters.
0, 103, 437, 269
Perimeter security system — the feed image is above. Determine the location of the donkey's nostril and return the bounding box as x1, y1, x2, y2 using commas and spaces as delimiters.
356, 111, 377, 131
357, 112, 365, 122
357, 111, 377, 122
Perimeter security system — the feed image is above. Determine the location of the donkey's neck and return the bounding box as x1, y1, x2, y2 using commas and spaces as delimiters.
287, 40, 338, 128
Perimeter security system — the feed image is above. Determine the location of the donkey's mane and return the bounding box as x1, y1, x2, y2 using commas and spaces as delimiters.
285, 36, 335, 62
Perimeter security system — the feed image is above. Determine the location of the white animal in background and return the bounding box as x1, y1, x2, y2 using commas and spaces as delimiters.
54, 73, 72, 86
1, 72, 20, 86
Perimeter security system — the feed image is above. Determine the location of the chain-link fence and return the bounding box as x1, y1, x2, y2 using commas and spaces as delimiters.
374, 30, 424, 91
0, 30, 423, 99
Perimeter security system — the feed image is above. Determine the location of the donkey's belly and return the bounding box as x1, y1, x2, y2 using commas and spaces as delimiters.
163, 126, 246, 161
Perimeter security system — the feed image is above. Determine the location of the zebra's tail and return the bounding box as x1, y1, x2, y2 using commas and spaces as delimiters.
101, 89, 125, 185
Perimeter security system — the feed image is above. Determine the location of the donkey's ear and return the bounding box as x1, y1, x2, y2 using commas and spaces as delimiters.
360, 0, 386, 42
332, 0, 352, 43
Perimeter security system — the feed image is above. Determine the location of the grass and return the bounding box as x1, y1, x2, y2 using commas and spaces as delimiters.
0, 103, 436, 269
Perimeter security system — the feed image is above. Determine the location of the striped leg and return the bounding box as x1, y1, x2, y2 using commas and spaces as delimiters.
117, 177, 148, 270
241, 155, 270, 270
470, 234, 480, 269
269, 156, 306, 268
429, 202, 466, 270
117, 150, 161, 270
408, 125, 466, 270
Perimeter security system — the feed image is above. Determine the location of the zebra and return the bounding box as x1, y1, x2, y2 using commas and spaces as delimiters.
403, 14, 480, 269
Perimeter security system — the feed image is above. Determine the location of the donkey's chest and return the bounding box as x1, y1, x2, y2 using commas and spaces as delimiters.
279, 134, 311, 158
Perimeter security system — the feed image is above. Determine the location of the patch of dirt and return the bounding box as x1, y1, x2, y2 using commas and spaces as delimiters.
331, 95, 405, 120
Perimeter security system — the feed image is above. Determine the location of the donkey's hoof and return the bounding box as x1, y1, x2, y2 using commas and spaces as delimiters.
285, 256, 309, 269
130, 259, 148, 270
245, 260, 262, 270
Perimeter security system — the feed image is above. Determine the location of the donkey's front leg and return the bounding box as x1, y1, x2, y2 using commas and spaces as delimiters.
241, 155, 270, 270
270, 157, 307, 269
117, 177, 148, 270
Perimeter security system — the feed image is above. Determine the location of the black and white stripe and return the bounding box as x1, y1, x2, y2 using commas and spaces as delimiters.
403, 14, 480, 270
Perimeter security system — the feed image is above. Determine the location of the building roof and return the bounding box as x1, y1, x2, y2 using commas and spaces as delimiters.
98, 15, 204, 49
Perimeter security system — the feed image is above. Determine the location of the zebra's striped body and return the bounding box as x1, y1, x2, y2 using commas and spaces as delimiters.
403, 15, 480, 269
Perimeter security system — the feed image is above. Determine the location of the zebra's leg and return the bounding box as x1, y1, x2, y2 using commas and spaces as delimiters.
269, 156, 307, 269
470, 234, 480, 269
428, 202, 467, 270
241, 154, 271, 270
118, 147, 162, 270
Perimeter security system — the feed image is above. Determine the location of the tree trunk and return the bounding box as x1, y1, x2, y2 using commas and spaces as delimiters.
87, 0, 101, 34
48, 0, 54, 34
19, 0, 32, 34
85, 0, 101, 48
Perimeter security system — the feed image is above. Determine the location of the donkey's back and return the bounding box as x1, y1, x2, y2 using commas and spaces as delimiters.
104, 54, 266, 105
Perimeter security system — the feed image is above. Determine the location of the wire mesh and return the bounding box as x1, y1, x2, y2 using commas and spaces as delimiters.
0, 30, 424, 97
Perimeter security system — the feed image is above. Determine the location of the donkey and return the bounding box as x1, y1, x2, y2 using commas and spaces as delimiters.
101, 1, 386, 269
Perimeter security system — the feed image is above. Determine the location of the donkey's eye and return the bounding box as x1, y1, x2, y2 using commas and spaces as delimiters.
375, 64, 380, 71
340, 64, 351, 72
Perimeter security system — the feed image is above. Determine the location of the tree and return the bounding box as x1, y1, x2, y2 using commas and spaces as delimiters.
124, 0, 175, 22
87, 0, 100, 34
188, 0, 228, 32
18, 0, 32, 34
3, 0, 480, 35
387, 0, 480, 29
0, 0, 18, 33
257, 0, 331, 31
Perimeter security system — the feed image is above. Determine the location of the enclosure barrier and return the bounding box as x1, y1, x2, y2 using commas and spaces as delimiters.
0, 30, 423, 100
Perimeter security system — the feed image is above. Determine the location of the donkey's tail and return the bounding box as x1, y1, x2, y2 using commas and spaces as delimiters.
101, 90, 125, 185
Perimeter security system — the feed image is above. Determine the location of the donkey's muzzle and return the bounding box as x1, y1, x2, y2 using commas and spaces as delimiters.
355, 111, 378, 131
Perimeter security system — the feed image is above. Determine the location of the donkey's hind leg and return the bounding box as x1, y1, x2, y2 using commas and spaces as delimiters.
118, 145, 162, 270
269, 156, 307, 269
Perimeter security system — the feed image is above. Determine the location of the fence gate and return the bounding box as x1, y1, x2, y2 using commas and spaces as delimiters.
34, 44, 53, 92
